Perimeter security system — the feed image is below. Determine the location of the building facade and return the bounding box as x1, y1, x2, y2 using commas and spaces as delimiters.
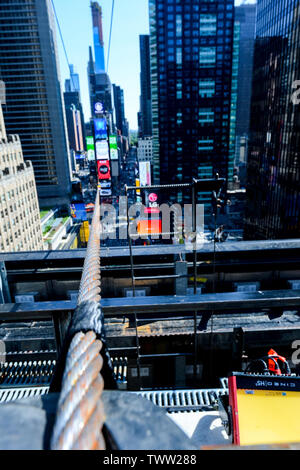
245, 0, 300, 240
0, 0, 72, 207
234, 4, 256, 186
65, 65, 81, 94
91, 1, 105, 74
137, 137, 153, 163
235, 4, 256, 139
0, 89, 43, 253
113, 84, 129, 137
149, 0, 235, 207
139, 35, 153, 138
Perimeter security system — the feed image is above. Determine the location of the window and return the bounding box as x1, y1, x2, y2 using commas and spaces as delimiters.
199, 108, 214, 125
199, 47, 216, 68
200, 14, 217, 36
199, 79, 215, 97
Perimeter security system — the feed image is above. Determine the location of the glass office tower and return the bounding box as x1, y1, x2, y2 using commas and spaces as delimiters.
139, 35, 153, 138
245, 0, 300, 240
0, 0, 72, 207
149, 0, 235, 206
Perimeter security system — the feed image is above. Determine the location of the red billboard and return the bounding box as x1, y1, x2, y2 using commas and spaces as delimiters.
137, 220, 162, 235
97, 160, 111, 180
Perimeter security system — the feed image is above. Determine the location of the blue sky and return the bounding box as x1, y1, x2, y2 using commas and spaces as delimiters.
53, 0, 256, 131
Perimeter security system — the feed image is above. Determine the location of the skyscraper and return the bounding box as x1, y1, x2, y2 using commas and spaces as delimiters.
91, 1, 106, 74
234, 4, 256, 182
64, 98, 85, 153
0, 0, 72, 207
65, 65, 81, 94
113, 84, 129, 137
245, 0, 300, 240
235, 4, 256, 139
149, 0, 235, 206
64, 66, 86, 153
139, 35, 153, 138
88, 3, 114, 130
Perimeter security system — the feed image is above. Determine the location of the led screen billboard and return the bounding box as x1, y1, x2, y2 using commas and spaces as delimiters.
94, 118, 107, 140
109, 135, 118, 160
86, 136, 95, 161
139, 161, 151, 187
97, 160, 111, 180
137, 220, 162, 236
96, 140, 109, 160
70, 203, 88, 222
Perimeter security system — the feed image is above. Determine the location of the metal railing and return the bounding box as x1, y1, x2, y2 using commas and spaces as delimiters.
50, 193, 106, 450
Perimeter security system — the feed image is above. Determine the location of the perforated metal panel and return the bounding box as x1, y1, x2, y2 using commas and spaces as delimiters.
0, 386, 49, 403
134, 388, 228, 413
0, 360, 56, 388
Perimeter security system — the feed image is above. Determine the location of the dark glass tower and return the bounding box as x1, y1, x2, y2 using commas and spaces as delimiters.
0, 0, 72, 207
139, 35, 153, 138
235, 4, 256, 139
244, 0, 300, 240
149, 0, 235, 205
113, 84, 128, 137
234, 4, 256, 186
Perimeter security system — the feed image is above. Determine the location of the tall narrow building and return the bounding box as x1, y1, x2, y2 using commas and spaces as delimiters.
91, 1, 106, 74
245, 0, 300, 240
234, 4, 256, 182
149, 0, 235, 206
64, 66, 86, 152
0, 0, 72, 207
65, 65, 81, 94
88, 3, 114, 130
113, 84, 128, 137
139, 35, 152, 138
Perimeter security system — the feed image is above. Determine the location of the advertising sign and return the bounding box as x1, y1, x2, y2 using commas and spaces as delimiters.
144, 192, 160, 215
139, 161, 151, 187
70, 203, 87, 222
94, 102, 105, 115
86, 136, 95, 161
96, 140, 109, 160
137, 220, 162, 236
94, 118, 107, 140
97, 160, 111, 180
109, 135, 119, 160
136, 178, 141, 196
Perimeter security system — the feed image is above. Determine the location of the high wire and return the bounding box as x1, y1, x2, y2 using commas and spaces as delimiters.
50, 0, 77, 91
106, 0, 115, 73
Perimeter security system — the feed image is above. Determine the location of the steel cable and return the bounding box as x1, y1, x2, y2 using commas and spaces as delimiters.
51, 193, 106, 450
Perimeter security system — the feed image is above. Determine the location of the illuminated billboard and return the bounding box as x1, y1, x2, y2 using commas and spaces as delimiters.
86, 136, 95, 161
137, 220, 162, 236
97, 160, 111, 180
139, 161, 151, 187
144, 192, 160, 214
95, 140, 109, 160
94, 118, 107, 140
109, 135, 118, 160
70, 203, 88, 222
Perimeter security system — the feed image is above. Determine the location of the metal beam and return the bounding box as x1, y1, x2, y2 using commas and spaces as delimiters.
101, 290, 300, 315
